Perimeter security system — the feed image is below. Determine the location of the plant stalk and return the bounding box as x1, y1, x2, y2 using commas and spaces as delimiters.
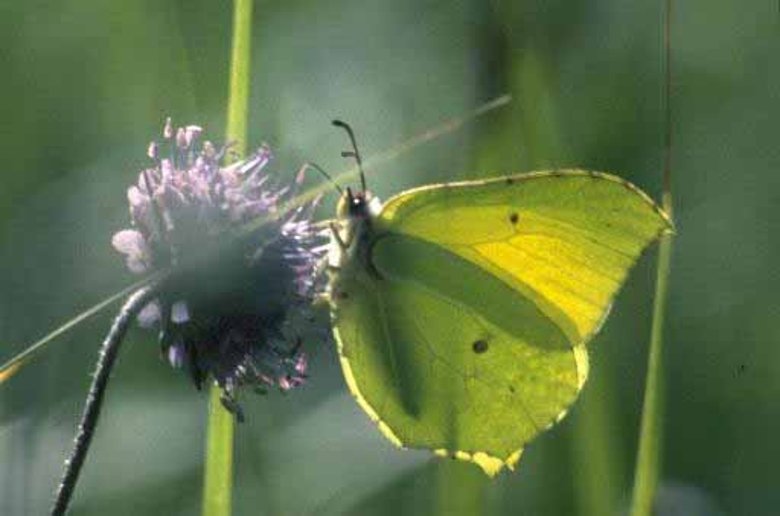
202, 1, 253, 515
629, 230, 672, 516
629, 0, 674, 513
52, 283, 162, 515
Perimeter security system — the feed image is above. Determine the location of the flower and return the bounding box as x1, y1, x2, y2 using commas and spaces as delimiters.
112, 118, 328, 420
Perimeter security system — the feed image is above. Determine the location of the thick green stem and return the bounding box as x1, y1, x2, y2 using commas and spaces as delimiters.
203, 385, 237, 516
202, 1, 253, 515
224, 0, 253, 156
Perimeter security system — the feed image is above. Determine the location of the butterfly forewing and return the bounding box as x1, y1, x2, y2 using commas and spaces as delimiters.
377, 170, 672, 345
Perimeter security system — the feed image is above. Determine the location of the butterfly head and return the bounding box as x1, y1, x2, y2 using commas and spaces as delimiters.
336, 186, 382, 221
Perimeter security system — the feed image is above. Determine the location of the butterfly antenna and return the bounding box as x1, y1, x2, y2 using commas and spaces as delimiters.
297, 162, 344, 195
332, 120, 367, 193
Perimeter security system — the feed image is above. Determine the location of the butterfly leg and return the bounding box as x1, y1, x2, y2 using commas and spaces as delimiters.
329, 222, 349, 251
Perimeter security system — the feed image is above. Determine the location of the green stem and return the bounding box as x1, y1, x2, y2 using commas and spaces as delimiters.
629, 229, 672, 516
629, 0, 674, 513
224, 0, 253, 156
203, 385, 237, 516
202, 1, 253, 515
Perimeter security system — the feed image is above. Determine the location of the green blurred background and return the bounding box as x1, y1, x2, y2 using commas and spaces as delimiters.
0, 1, 777, 514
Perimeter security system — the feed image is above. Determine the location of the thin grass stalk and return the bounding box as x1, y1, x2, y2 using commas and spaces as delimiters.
629, 0, 674, 513
201, 1, 253, 515
629, 233, 672, 516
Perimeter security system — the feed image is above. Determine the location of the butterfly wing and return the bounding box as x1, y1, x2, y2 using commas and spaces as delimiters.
331, 170, 671, 474
377, 170, 673, 345
331, 233, 587, 475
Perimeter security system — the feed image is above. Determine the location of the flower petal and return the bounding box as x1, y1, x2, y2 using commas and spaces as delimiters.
184, 126, 202, 146
128, 186, 148, 207
168, 337, 187, 368
137, 301, 161, 328
147, 141, 158, 160
171, 301, 190, 324
111, 229, 145, 255
163, 117, 173, 139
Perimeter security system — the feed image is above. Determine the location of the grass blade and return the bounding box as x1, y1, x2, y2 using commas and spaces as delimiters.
630, 0, 674, 513
630, 231, 672, 516
0, 276, 156, 384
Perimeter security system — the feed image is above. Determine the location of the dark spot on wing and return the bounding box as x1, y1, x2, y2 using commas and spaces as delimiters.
508, 385, 516, 394
509, 212, 519, 225
337, 290, 349, 300
505, 177, 514, 185
472, 339, 489, 354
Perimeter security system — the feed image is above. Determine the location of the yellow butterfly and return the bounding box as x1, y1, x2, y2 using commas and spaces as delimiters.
325, 121, 672, 475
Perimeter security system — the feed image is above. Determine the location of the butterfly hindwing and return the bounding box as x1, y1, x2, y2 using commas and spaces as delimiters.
332, 233, 587, 475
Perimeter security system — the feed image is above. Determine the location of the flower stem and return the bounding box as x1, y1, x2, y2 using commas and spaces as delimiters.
203, 385, 236, 516
202, 1, 253, 515
629, 0, 674, 514
52, 283, 162, 516
225, 0, 253, 156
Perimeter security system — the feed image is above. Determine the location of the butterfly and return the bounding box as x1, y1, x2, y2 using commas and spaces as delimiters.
325, 120, 673, 476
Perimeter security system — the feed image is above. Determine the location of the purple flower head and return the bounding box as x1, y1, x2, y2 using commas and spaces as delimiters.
112, 118, 328, 420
